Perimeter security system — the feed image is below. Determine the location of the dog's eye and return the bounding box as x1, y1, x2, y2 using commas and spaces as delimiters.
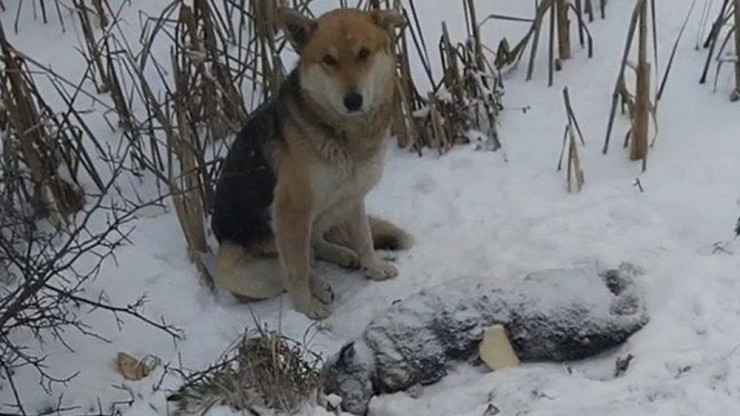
356, 48, 370, 62
323, 55, 338, 67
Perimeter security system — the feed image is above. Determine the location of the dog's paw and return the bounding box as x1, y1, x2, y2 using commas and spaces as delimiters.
363, 261, 398, 281
295, 296, 332, 320
310, 276, 335, 305
333, 249, 360, 269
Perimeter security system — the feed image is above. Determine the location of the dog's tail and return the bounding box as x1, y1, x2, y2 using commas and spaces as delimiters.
368, 216, 414, 251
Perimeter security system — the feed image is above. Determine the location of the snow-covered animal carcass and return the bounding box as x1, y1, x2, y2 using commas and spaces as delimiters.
322, 264, 649, 415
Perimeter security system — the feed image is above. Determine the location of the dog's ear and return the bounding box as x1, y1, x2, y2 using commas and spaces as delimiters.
370, 9, 406, 31
278, 8, 317, 53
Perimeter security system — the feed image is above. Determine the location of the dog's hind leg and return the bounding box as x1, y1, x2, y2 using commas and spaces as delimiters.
214, 242, 285, 300
313, 233, 360, 269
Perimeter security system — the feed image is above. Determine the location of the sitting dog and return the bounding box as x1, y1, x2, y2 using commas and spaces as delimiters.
210, 7, 411, 319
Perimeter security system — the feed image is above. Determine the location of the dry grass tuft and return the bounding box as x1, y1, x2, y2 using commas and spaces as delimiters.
169, 327, 323, 415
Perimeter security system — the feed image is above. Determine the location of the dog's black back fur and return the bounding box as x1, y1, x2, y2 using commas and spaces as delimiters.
211, 70, 341, 248
211, 99, 278, 247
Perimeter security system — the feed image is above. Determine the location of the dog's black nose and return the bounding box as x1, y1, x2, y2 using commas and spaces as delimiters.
343, 92, 363, 112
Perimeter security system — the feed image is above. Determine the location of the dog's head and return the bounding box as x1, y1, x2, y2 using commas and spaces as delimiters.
279, 8, 405, 117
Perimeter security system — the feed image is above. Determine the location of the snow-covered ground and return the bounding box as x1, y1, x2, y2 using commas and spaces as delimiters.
4, 0, 740, 415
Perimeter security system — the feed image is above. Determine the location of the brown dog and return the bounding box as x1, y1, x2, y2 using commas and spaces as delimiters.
210, 8, 411, 319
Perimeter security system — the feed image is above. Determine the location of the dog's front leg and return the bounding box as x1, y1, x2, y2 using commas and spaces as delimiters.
274, 189, 331, 320
349, 199, 398, 281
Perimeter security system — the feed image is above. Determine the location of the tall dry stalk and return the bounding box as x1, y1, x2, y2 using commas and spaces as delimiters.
74, 0, 110, 93
603, 0, 658, 172
733, 0, 740, 99
249, 0, 285, 101
556, 0, 572, 61
631, 0, 649, 163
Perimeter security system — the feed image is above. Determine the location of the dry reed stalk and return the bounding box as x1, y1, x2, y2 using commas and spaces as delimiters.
393, 72, 421, 151
657, 0, 696, 102
170, 50, 211, 286
193, 0, 247, 139
700, 0, 731, 84
558, 87, 585, 193
602, 0, 658, 171
526, 0, 550, 81
697, 0, 740, 100
376, 0, 426, 152
74, 0, 110, 93
250, 0, 284, 99
394, 0, 502, 154
584, 0, 594, 21
441, 22, 464, 104
556, 0, 572, 61
733, 0, 740, 100
631, 0, 649, 163
0, 25, 87, 227
103, 38, 135, 132
603, 0, 643, 154
464, 0, 485, 71
92, 0, 109, 28
427, 93, 451, 154
549, 0, 556, 85
493, 0, 592, 86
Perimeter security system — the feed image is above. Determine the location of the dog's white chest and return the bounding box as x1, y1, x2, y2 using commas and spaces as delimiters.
311, 153, 384, 210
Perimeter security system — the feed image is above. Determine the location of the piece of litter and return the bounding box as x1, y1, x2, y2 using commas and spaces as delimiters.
115, 352, 159, 381
479, 325, 520, 371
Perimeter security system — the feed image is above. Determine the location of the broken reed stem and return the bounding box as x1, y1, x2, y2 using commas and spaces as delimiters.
556, 0, 572, 61
631, 0, 649, 163
559, 87, 585, 193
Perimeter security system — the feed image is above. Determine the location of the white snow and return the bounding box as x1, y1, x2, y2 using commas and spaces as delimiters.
4, 0, 740, 416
